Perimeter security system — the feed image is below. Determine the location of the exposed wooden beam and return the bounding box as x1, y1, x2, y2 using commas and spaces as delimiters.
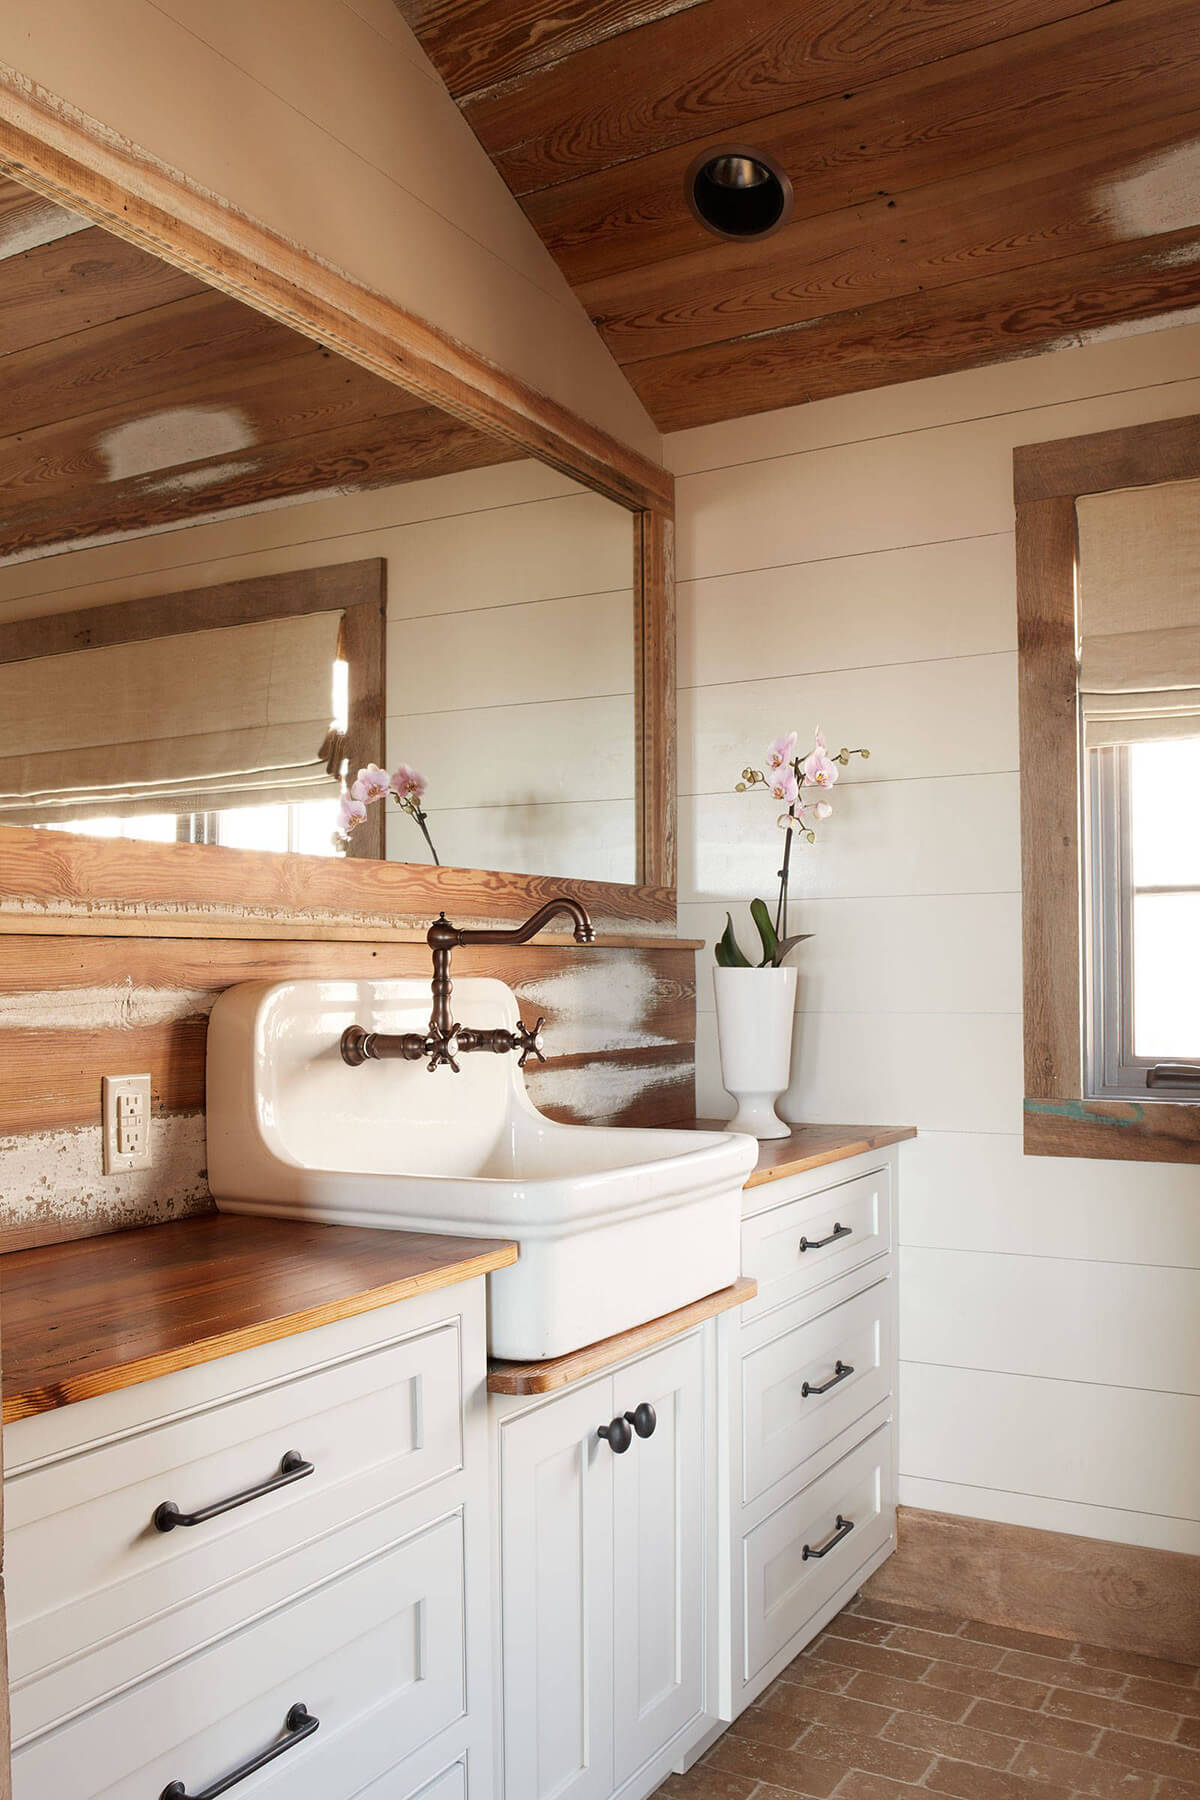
523, 0, 1200, 287
629, 226, 1200, 430
0, 171, 86, 260
456, 0, 1112, 194
0, 224, 202, 357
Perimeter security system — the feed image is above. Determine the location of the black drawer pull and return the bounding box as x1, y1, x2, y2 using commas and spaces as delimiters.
625, 1402, 657, 1439
799, 1222, 851, 1253
598, 1416, 633, 1453
160, 1702, 318, 1798
153, 1450, 313, 1533
801, 1360, 855, 1399
802, 1514, 855, 1561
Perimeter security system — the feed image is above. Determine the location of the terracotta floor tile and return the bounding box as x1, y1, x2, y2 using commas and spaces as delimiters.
800, 1638, 934, 1682
731, 1708, 807, 1750
964, 1695, 1098, 1752
1154, 1779, 1200, 1800
921, 1661, 1052, 1711
705, 1732, 846, 1798
832, 1773, 924, 1799
844, 1668, 972, 1723
1043, 1684, 1182, 1740
787, 1723, 932, 1786
1011, 1740, 1160, 1799
923, 1756, 1076, 1800
657, 1769, 759, 1800
850, 1597, 969, 1636
777, 1658, 858, 1696
959, 1620, 1075, 1658
880, 1710, 1019, 1770
883, 1625, 1004, 1670
1093, 1727, 1200, 1782
755, 1684, 895, 1740
996, 1649, 1128, 1695
1180, 1718, 1200, 1749
1123, 1675, 1200, 1718
821, 1615, 896, 1647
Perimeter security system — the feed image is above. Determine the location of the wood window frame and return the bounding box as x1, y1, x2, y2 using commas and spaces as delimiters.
1015, 411, 1200, 1164
0, 77, 676, 935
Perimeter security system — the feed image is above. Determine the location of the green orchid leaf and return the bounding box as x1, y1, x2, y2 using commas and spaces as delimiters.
776, 932, 814, 963
750, 896, 780, 968
716, 912, 752, 968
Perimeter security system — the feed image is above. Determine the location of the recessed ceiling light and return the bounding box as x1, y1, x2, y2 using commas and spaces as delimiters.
686, 146, 793, 241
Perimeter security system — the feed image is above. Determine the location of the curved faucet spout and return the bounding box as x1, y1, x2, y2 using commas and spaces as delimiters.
435, 897, 595, 951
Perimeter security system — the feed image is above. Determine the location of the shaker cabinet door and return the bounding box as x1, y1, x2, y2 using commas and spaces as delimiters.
611, 1332, 706, 1787
500, 1380, 615, 1800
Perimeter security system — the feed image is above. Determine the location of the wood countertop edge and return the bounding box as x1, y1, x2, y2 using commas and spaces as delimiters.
744, 1126, 918, 1187
487, 1275, 756, 1396
3, 1239, 518, 1424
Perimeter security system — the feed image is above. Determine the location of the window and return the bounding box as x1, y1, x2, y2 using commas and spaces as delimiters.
48, 796, 343, 856
1087, 736, 1200, 1097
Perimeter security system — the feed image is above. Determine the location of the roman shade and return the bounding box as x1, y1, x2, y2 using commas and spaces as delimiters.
1077, 476, 1200, 747
0, 610, 344, 826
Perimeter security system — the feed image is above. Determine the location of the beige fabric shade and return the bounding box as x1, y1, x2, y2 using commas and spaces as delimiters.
0, 610, 343, 825
1077, 477, 1200, 747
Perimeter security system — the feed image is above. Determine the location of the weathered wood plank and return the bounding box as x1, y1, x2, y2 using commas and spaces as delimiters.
1014, 410, 1200, 504
635, 506, 676, 890
0, 225, 202, 358
457, 0, 1111, 194
865, 1505, 1200, 1665
629, 226, 1200, 431
582, 115, 1200, 362
1024, 1098, 1200, 1164
0, 171, 87, 260
1016, 495, 1081, 1102
524, 0, 1200, 287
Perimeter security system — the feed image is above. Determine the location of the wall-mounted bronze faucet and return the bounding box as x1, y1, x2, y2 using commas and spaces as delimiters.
340, 897, 595, 1073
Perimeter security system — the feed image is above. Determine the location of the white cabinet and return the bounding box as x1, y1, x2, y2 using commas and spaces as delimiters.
495, 1326, 717, 1800
5, 1280, 493, 1800
725, 1147, 901, 1716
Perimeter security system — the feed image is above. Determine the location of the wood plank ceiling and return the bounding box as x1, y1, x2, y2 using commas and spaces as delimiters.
396, 0, 1200, 431
0, 177, 515, 564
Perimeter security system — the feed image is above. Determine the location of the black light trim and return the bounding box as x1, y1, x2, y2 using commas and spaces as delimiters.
686, 145, 793, 242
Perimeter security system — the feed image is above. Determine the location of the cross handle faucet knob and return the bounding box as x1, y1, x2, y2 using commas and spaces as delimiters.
515, 1018, 547, 1067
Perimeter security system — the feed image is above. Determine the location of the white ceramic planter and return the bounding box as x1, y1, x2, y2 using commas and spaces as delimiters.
712, 964, 798, 1139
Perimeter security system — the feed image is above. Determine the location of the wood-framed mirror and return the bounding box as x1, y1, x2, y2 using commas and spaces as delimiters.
0, 99, 675, 938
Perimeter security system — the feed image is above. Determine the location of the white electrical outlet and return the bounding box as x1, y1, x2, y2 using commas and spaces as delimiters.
102, 1074, 153, 1174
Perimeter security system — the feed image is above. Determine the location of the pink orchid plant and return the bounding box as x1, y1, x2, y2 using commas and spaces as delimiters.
336, 762, 440, 863
716, 727, 869, 968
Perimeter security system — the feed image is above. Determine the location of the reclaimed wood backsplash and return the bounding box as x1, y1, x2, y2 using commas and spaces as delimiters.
0, 933, 697, 1253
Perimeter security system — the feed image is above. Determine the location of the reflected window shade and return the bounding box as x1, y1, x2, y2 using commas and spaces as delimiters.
1078, 477, 1200, 747
0, 610, 343, 825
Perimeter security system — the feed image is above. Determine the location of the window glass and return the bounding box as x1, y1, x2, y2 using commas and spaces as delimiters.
1129, 737, 1200, 886
1133, 892, 1200, 1057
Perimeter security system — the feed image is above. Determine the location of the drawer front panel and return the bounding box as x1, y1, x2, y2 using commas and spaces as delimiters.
743, 1426, 895, 1682
742, 1281, 893, 1505
741, 1167, 891, 1322
12, 1510, 466, 1800
8, 1320, 462, 1691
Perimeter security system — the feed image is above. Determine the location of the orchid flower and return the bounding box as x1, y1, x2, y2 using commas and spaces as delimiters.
337, 794, 368, 836
390, 763, 428, 805
802, 727, 839, 789
766, 730, 798, 772
351, 763, 390, 804
769, 766, 799, 806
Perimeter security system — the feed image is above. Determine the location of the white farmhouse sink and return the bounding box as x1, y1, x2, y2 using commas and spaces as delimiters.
206, 978, 757, 1360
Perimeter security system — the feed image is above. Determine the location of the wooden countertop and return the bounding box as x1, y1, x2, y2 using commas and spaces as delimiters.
488, 1276, 755, 1396
1, 1214, 518, 1423
689, 1120, 917, 1187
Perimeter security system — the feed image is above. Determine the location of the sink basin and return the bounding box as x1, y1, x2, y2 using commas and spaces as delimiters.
206, 978, 757, 1359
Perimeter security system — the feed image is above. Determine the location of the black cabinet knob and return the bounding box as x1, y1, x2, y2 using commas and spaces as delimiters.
597, 1416, 633, 1453
624, 1402, 657, 1439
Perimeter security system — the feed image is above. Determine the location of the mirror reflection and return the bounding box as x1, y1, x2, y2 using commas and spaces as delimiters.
0, 176, 637, 887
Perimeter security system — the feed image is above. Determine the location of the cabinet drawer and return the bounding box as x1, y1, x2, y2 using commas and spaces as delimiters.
12, 1510, 465, 1800
742, 1426, 894, 1682
742, 1281, 893, 1505
741, 1166, 891, 1322
8, 1319, 462, 1698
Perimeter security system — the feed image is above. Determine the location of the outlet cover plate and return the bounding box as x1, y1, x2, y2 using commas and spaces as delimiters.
102, 1073, 152, 1174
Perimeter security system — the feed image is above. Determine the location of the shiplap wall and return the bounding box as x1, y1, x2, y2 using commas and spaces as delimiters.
670, 319, 1200, 1556
0, 460, 636, 884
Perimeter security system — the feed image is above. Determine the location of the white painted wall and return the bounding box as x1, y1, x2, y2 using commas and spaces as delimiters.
0, 0, 659, 458
0, 460, 636, 882
669, 321, 1200, 1556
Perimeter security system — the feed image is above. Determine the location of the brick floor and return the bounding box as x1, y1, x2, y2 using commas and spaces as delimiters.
654, 1594, 1200, 1800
